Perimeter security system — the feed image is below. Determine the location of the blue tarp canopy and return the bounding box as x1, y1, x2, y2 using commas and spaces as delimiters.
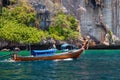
31, 49, 57, 56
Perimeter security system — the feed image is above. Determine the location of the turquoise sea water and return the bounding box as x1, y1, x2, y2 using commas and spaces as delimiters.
1, 50, 120, 80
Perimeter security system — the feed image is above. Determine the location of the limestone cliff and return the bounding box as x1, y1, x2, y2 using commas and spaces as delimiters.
1, 0, 120, 44
28, 0, 120, 44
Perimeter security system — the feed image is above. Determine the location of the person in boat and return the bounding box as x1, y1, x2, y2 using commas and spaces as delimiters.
49, 38, 56, 49
52, 42, 56, 49
13, 47, 20, 59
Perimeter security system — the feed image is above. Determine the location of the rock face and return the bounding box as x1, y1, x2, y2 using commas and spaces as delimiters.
28, 0, 120, 42
61, 0, 120, 41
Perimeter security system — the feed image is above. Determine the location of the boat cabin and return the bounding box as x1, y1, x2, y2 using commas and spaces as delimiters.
61, 43, 77, 51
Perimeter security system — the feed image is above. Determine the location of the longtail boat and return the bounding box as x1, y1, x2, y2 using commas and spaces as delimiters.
12, 40, 88, 61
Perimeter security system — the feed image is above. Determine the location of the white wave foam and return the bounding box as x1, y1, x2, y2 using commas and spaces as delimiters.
54, 58, 73, 62
0, 58, 15, 63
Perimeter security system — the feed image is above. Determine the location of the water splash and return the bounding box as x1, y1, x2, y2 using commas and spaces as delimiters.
53, 58, 73, 62
0, 58, 15, 63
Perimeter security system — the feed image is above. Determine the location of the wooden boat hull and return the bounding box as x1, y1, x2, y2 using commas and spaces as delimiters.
12, 49, 84, 61
12, 40, 88, 61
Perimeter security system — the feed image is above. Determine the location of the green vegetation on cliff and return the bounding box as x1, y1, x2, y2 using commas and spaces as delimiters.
0, 0, 48, 44
49, 13, 80, 40
0, 0, 80, 45
0, 19, 48, 44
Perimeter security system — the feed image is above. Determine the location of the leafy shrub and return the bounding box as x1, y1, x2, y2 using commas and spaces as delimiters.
49, 13, 81, 40
0, 20, 48, 44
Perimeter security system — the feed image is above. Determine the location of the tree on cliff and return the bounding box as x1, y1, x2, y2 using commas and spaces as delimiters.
0, 0, 81, 46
